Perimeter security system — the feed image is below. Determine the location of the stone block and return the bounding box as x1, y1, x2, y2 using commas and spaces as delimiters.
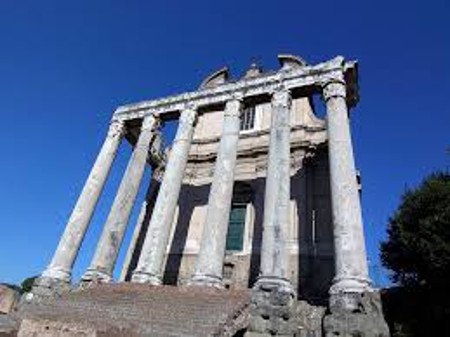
18, 319, 96, 337
0, 315, 19, 337
30, 277, 71, 299
0, 285, 20, 314
323, 291, 390, 337
248, 279, 296, 336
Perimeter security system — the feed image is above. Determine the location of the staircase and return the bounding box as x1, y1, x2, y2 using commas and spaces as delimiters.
17, 283, 250, 337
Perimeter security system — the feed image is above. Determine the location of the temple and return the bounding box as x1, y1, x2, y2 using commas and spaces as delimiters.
28, 54, 389, 336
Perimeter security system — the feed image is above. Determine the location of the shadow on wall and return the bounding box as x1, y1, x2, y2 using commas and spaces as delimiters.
126, 147, 335, 304
163, 183, 211, 285
297, 148, 335, 305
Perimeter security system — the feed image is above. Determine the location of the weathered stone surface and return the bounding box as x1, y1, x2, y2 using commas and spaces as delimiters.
18, 319, 98, 337
40, 119, 125, 284
323, 291, 390, 337
132, 107, 198, 285
0, 315, 19, 337
294, 300, 326, 337
113, 56, 358, 119
259, 88, 292, 280
323, 78, 371, 294
82, 116, 156, 283
190, 96, 242, 287
247, 278, 296, 336
30, 277, 72, 299
119, 166, 163, 282
17, 283, 250, 337
31, 54, 390, 336
247, 88, 297, 336
0, 285, 20, 314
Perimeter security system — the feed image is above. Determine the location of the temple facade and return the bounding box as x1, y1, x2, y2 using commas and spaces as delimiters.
32, 54, 389, 336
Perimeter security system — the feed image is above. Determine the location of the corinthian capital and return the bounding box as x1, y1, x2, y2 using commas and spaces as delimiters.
180, 104, 198, 126
224, 93, 243, 118
107, 119, 125, 138
322, 80, 347, 102
141, 114, 157, 131
271, 86, 292, 108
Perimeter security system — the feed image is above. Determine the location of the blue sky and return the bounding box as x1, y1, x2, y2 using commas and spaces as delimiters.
0, 0, 448, 286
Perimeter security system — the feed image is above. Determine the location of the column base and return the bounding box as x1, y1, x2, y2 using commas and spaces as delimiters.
188, 273, 224, 289
131, 271, 162, 285
80, 268, 112, 285
247, 276, 296, 336
323, 290, 390, 337
329, 276, 372, 299
41, 266, 72, 283
29, 276, 71, 299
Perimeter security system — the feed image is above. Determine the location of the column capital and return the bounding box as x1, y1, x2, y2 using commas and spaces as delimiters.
224, 95, 243, 118
141, 114, 157, 131
271, 86, 292, 108
322, 79, 347, 102
180, 105, 198, 125
230, 91, 245, 102
107, 119, 125, 138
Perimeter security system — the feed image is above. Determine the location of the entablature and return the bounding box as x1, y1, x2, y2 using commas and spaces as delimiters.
112, 56, 358, 123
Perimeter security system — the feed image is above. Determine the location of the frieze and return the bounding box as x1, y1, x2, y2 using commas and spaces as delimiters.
113, 56, 356, 121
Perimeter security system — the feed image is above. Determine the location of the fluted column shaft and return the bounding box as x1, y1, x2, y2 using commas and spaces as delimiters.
82, 115, 156, 282
132, 107, 197, 284
190, 97, 242, 287
323, 79, 371, 294
258, 88, 292, 285
41, 120, 124, 283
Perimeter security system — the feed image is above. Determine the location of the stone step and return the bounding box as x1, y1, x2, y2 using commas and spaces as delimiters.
17, 284, 250, 337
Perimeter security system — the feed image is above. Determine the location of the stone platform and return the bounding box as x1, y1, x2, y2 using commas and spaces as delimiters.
15, 284, 250, 337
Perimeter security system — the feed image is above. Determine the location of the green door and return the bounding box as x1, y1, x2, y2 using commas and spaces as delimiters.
226, 203, 246, 251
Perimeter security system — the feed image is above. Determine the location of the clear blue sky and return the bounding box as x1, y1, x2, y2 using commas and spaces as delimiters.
0, 0, 448, 286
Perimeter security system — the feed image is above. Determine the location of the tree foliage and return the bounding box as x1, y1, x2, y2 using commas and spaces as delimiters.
380, 172, 450, 336
381, 172, 450, 289
20, 275, 38, 294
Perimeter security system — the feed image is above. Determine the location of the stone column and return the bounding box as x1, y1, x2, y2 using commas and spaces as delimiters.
190, 96, 242, 287
322, 76, 389, 337
39, 119, 125, 285
258, 88, 292, 286
132, 106, 198, 284
323, 78, 372, 295
247, 88, 296, 336
119, 166, 163, 282
82, 115, 157, 283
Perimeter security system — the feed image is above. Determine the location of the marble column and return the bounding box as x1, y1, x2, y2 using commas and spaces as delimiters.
246, 88, 295, 336
82, 115, 157, 283
132, 106, 198, 284
40, 119, 125, 283
257, 87, 293, 288
119, 166, 163, 282
190, 96, 242, 287
323, 78, 371, 294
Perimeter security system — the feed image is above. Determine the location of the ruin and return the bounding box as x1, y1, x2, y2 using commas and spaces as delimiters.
16, 54, 389, 336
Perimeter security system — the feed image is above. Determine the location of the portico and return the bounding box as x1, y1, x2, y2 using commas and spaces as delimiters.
33, 54, 387, 337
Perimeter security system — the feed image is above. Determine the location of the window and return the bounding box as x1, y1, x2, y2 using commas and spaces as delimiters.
240, 106, 255, 131
225, 203, 247, 251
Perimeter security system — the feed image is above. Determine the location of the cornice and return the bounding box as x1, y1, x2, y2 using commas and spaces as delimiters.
112, 56, 358, 121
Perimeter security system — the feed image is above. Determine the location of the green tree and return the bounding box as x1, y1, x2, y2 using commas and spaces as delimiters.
380, 172, 450, 336
381, 172, 450, 289
20, 275, 38, 294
